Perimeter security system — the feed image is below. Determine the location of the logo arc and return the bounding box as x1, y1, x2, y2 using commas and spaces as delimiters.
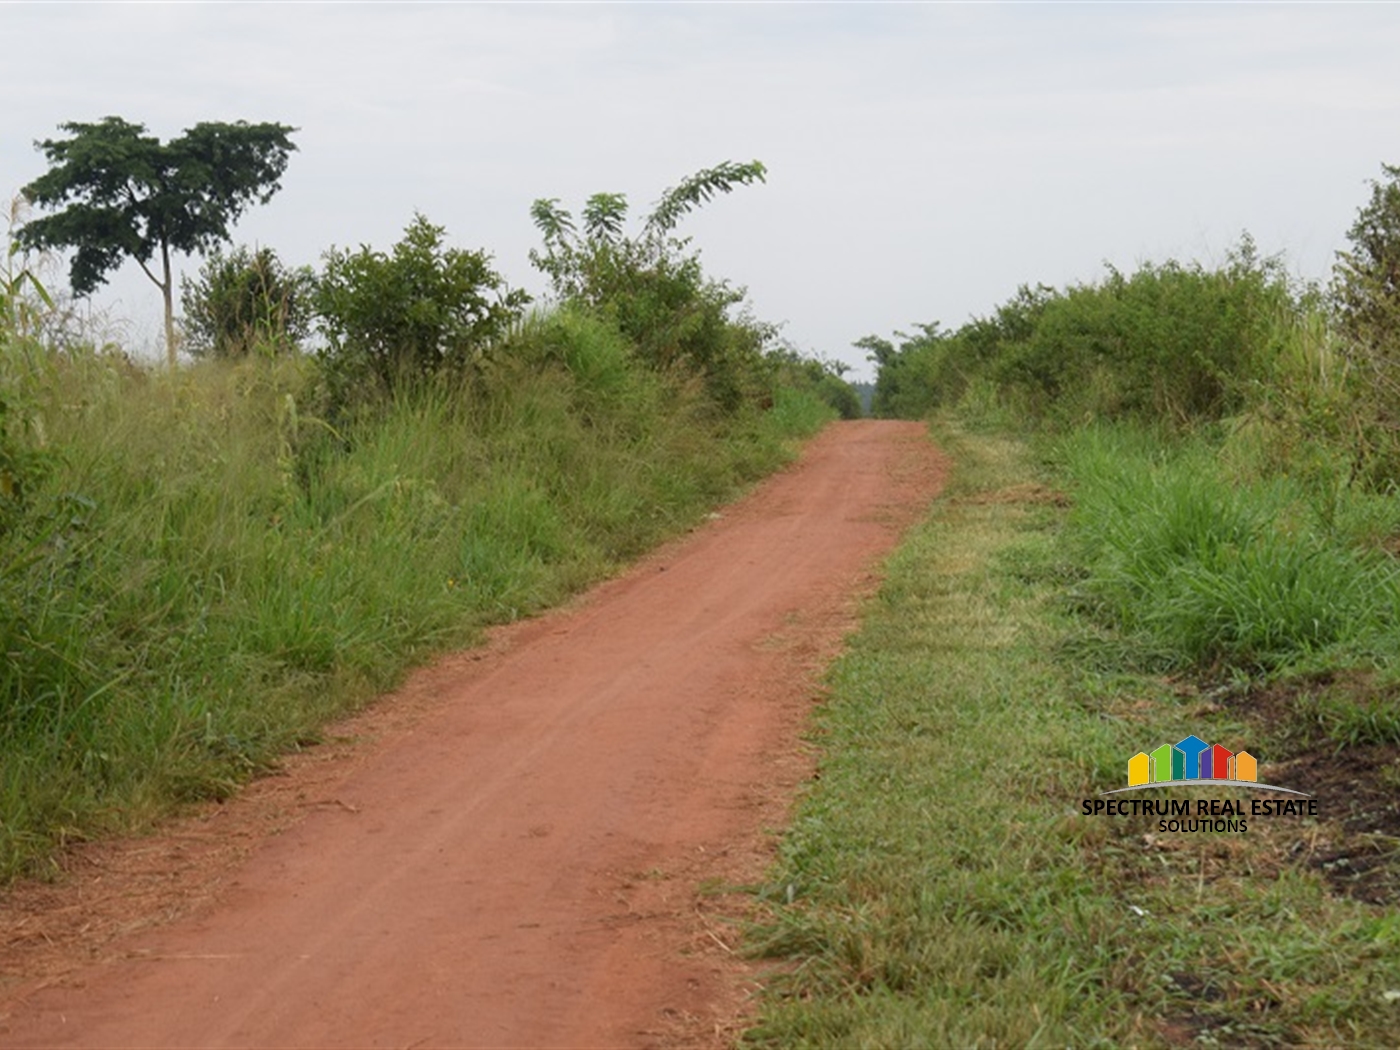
1098, 780, 1311, 798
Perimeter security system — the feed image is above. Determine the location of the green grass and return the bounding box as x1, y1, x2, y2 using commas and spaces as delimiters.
740, 419, 1400, 1048
1057, 425, 1400, 673
0, 329, 832, 880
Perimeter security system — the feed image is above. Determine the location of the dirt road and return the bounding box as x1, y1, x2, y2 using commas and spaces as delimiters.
0, 420, 944, 1048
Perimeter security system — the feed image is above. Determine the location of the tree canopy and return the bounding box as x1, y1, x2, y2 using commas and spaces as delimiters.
19, 116, 297, 367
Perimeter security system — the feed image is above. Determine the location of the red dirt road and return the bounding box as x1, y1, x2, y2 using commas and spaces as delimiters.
0, 420, 944, 1048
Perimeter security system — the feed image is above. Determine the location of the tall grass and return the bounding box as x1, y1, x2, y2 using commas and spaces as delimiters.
1058, 426, 1400, 672
0, 313, 832, 879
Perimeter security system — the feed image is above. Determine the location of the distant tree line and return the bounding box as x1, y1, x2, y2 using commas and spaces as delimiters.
864, 163, 1400, 483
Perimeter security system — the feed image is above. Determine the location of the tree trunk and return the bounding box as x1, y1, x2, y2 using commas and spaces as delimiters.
161, 239, 176, 370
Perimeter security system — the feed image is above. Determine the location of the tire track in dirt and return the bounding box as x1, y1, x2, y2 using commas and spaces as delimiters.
0, 420, 945, 1048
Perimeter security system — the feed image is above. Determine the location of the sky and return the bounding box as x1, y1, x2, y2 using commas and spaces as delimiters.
3, 2, 1400, 381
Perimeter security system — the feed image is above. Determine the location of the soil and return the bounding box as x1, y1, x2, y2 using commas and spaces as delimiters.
0, 419, 946, 1049
1231, 670, 1400, 906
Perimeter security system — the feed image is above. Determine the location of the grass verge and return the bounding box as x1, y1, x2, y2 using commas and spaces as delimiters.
740, 418, 1400, 1048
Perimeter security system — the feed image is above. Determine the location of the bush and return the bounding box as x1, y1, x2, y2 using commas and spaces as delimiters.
864, 288, 1056, 421
180, 245, 315, 358
767, 347, 861, 419
1332, 163, 1400, 383
866, 240, 1291, 430
1316, 162, 1400, 482
530, 163, 774, 413
315, 214, 529, 397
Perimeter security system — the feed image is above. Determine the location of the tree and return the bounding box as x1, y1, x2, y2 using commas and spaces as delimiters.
315, 213, 529, 395
181, 245, 314, 358
529, 160, 767, 307
529, 161, 770, 409
18, 116, 297, 368
1333, 163, 1400, 395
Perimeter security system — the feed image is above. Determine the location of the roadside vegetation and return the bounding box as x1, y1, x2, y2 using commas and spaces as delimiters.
0, 151, 855, 881
744, 164, 1400, 1046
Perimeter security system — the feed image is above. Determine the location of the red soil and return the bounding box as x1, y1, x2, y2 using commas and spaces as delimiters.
0, 419, 945, 1048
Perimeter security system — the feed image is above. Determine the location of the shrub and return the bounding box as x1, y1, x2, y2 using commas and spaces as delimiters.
767, 347, 861, 419
530, 163, 773, 412
1321, 163, 1400, 481
180, 245, 315, 358
866, 239, 1290, 430
1332, 163, 1400, 382
315, 214, 529, 396
992, 246, 1288, 425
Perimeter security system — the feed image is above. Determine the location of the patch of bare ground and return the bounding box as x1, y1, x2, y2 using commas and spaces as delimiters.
1235, 670, 1400, 906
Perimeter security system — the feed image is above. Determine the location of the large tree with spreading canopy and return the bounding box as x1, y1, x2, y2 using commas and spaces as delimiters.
19, 116, 297, 367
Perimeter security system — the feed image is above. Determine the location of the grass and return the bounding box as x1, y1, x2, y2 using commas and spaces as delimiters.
0, 329, 833, 881
1056, 425, 1400, 673
740, 418, 1400, 1048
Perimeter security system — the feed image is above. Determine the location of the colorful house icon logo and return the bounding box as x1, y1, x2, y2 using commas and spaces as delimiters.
1103, 735, 1306, 797
1127, 734, 1258, 787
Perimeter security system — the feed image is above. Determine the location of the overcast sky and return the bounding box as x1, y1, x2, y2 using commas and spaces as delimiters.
4, 2, 1400, 380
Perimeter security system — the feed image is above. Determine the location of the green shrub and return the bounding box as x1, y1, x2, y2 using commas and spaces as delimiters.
765, 347, 861, 419
315, 213, 529, 398
180, 245, 315, 358
863, 288, 1057, 421
1043, 248, 1285, 424
1332, 163, 1400, 388
866, 239, 1290, 431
